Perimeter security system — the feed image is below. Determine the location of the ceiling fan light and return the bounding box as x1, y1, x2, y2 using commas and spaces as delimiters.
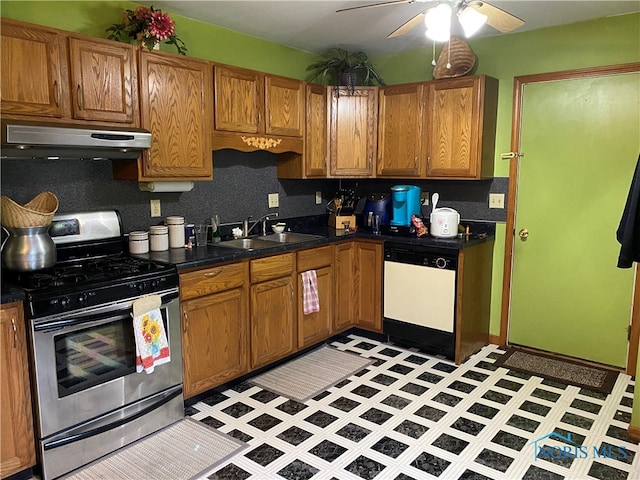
458, 7, 487, 37
424, 3, 452, 42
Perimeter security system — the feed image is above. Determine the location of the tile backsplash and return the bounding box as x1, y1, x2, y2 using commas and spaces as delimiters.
0, 149, 507, 234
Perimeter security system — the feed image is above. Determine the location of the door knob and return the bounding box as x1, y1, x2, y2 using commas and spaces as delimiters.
518, 228, 529, 239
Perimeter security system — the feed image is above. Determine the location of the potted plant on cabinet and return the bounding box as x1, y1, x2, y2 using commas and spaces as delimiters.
305, 48, 385, 93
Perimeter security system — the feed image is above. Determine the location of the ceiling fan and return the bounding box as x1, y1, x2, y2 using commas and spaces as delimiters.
337, 0, 524, 40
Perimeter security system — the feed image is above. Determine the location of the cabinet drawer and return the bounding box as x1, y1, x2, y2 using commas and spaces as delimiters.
250, 253, 294, 283
297, 245, 332, 271
180, 262, 247, 300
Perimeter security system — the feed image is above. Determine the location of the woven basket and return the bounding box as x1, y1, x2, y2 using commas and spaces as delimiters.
1, 191, 59, 228
433, 37, 476, 80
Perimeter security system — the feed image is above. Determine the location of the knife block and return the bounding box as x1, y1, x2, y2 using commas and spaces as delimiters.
329, 214, 356, 229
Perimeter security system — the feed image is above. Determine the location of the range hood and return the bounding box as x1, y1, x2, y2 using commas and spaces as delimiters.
1, 120, 152, 160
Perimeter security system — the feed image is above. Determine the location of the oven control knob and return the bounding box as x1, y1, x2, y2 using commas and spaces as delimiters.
150, 279, 159, 289
77, 293, 88, 304
435, 257, 448, 269
137, 282, 147, 293
60, 296, 71, 308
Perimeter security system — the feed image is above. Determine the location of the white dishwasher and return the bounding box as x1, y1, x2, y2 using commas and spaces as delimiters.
383, 242, 457, 359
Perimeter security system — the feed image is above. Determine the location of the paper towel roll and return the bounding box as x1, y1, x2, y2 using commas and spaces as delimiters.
138, 182, 194, 192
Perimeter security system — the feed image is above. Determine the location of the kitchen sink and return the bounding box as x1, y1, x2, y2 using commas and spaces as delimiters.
257, 232, 324, 244
218, 238, 278, 250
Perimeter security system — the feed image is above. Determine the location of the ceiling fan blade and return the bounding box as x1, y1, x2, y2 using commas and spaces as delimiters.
388, 12, 426, 38
336, 0, 417, 13
471, 1, 525, 33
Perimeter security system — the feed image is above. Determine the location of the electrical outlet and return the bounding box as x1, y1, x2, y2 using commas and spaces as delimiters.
489, 193, 505, 209
150, 199, 161, 217
420, 192, 429, 206
315, 191, 322, 205
268, 193, 279, 208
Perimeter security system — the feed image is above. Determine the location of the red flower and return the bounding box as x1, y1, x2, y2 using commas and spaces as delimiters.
149, 11, 175, 41
133, 6, 152, 22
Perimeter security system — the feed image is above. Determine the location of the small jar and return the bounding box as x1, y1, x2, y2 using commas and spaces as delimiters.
129, 231, 149, 254
149, 225, 169, 251
185, 223, 196, 246
166, 216, 185, 248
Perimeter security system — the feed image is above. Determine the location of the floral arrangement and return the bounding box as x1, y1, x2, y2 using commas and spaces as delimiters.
107, 5, 187, 55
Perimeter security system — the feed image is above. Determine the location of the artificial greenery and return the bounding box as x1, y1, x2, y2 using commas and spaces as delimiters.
305, 48, 385, 91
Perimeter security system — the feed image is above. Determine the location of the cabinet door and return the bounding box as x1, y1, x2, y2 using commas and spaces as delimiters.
426, 76, 481, 178
181, 288, 248, 398
298, 265, 334, 348
68, 37, 138, 124
214, 65, 262, 134
139, 51, 213, 180
377, 83, 426, 177
1, 303, 36, 477
355, 242, 383, 331
304, 83, 329, 177
334, 242, 357, 331
1, 20, 67, 118
250, 276, 296, 369
329, 87, 378, 177
265, 75, 304, 137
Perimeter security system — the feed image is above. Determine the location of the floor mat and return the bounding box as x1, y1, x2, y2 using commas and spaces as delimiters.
493, 347, 619, 394
249, 344, 374, 402
64, 418, 247, 480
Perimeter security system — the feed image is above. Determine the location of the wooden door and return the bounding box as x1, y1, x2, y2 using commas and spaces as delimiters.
334, 242, 356, 331
250, 276, 296, 369
507, 71, 639, 368
1, 19, 67, 118
214, 65, 262, 133
377, 83, 426, 177
298, 265, 334, 348
329, 87, 378, 177
265, 75, 304, 137
139, 51, 213, 180
1, 303, 36, 478
355, 241, 383, 331
68, 37, 138, 124
426, 76, 481, 178
181, 289, 248, 398
304, 83, 328, 177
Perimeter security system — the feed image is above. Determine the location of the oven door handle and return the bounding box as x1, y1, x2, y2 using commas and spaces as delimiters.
42, 385, 183, 451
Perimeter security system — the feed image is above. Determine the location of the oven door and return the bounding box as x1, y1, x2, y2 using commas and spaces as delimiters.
30, 290, 182, 439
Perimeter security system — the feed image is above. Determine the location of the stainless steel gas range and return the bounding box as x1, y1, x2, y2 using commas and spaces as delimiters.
5, 211, 184, 480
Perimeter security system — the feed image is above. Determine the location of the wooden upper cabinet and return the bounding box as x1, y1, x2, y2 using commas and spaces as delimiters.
214, 65, 262, 133
265, 75, 304, 137
329, 87, 378, 177
136, 51, 213, 181
67, 36, 138, 124
426, 75, 498, 179
377, 83, 427, 177
1, 19, 67, 118
304, 83, 328, 177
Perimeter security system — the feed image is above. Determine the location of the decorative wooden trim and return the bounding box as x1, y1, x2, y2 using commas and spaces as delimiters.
240, 136, 282, 150
500, 62, 640, 364
627, 425, 640, 443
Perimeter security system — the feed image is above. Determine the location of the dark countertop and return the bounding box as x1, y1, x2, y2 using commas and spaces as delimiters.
135, 224, 495, 272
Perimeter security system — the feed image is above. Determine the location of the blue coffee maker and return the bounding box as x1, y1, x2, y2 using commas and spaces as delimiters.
390, 185, 421, 226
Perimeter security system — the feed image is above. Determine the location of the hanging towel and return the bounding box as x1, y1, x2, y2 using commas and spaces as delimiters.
132, 295, 170, 374
617, 154, 640, 268
302, 270, 320, 315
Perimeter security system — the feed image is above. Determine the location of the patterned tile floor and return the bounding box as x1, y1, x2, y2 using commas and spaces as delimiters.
189, 334, 639, 480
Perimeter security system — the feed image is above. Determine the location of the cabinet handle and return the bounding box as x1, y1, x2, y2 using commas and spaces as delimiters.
203, 270, 222, 278
368, 157, 372, 169
11, 318, 17, 348
182, 310, 189, 333
77, 84, 83, 110
290, 284, 294, 300
53, 80, 60, 107
414, 156, 418, 169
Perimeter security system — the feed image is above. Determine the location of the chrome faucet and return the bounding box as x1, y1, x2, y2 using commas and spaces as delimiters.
242, 212, 279, 237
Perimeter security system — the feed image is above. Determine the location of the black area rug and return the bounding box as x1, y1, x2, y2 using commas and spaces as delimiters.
493, 347, 619, 394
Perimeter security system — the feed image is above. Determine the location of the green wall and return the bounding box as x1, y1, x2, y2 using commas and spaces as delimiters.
2, 2, 639, 337
0, 0, 319, 78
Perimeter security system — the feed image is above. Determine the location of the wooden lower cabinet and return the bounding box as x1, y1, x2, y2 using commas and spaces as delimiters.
297, 246, 334, 348
180, 262, 249, 398
250, 254, 296, 369
334, 240, 383, 332
1, 302, 36, 478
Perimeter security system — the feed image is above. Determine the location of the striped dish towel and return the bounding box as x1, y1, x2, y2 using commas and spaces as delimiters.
301, 270, 320, 315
